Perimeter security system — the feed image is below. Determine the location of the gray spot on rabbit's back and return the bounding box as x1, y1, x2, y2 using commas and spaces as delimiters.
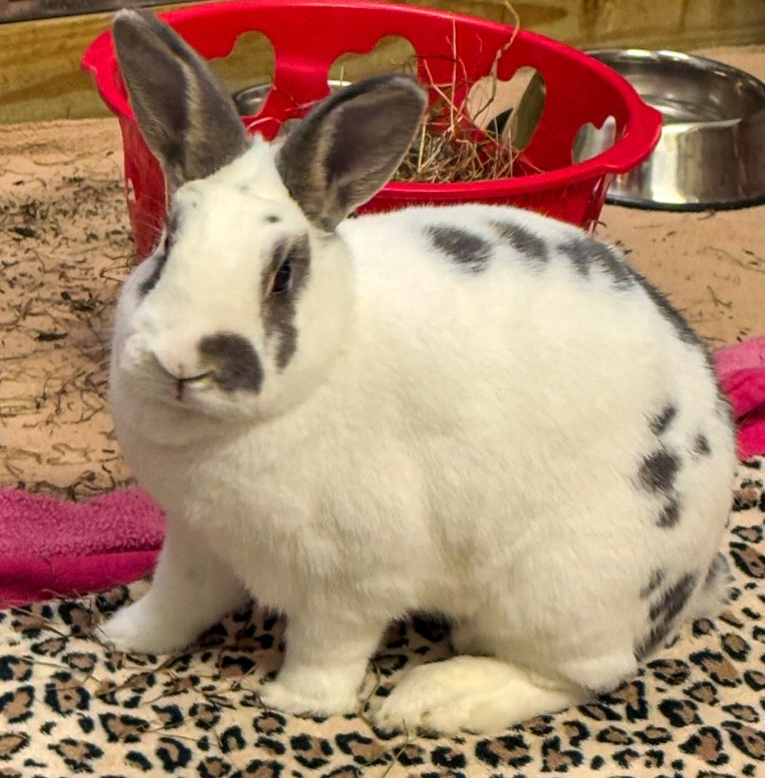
649, 404, 678, 437
631, 271, 702, 348
657, 495, 681, 528
693, 433, 712, 457
715, 391, 734, 426
636, 572, 698, 660
490, 220, 548, 263
640, 569, 666, 599
636, 447, 683, 529
648, 573, 698, 624
639, 449, 680, 494
198, 332, 263, 392
261, 234, 311, 370
427, 226, 493, 272
558, 236, 634, 289
704, 552, 729, 589
651, 308, 729, 443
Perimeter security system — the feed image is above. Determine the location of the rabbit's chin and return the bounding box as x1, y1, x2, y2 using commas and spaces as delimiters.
109, 372, 250, 450
111, 392, 237, 447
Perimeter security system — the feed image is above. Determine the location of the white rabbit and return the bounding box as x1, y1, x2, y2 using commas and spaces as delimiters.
101, 9, 737, 734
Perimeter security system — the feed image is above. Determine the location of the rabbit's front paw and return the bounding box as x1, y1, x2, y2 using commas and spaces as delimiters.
97, 600, 195, 655
259, 679, 358, 718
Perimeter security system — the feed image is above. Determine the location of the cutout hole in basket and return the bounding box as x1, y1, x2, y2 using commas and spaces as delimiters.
125, 176, 137, 204
467, 67, 546, 152
205, 31, 276, 116
327, 35, 417, 88
573, 115, 617, 163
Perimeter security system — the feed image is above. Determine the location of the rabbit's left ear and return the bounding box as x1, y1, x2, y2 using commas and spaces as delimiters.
113, 9, 250, 188
276, 75, 427, 231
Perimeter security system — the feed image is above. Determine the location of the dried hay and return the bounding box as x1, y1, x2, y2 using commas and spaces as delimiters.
393, 2, 523, 185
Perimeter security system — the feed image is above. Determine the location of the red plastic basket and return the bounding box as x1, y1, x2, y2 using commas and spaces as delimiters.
82, 0, 661, 259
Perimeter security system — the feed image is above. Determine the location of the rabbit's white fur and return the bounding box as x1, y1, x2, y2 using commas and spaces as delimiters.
105, 140, 735, 730
103, 10, 736, 734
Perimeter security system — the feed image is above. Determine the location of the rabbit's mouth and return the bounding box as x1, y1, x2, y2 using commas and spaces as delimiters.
145, 357, 213, 406
149, 365, 258, 423
174, 371, 215, 402
123, 355, 218, 414
117, 352, 244, 421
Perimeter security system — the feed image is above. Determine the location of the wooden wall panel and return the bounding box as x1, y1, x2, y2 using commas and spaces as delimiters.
0, 1, 173, 24
0, 3, 200, 123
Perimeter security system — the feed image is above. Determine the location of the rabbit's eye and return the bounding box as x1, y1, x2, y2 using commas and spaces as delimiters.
270, 259, 293, 295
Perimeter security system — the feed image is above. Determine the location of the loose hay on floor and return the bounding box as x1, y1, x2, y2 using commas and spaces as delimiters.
0, 120, 133, 499
0, 460, 764, 778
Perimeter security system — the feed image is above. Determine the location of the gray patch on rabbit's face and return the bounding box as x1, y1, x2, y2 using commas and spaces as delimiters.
139, 251, 168, 298
558, 237, 634, 289
427, 226, 493, 272
635, 572, 697, 661
640, 569, 666, 599
639, 449, 680, 494
490, 221, 548, 263
649, 404, 677, 437
139, 212, 180, 297
198, 332, 263, 392
261, 233, 311, 369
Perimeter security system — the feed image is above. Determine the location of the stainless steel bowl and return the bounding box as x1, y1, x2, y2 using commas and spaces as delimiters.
232, 83, 272, 116
232, 80, 351, 138
574, 50, 765, 210
232, 79, 350, 115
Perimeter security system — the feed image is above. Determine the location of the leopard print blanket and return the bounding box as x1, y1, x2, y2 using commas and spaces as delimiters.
1, 458, 764, 778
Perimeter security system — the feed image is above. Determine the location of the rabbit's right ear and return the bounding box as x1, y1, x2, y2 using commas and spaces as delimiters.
276, 75, 427, 231
112, 9, 249, 189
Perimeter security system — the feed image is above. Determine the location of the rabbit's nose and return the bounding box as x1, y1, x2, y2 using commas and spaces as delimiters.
198, 332, 263, 393
151, 340, 202, 383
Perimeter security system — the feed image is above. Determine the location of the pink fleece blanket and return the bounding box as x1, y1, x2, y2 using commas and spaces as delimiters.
0, 489, 163, 608
2, 338, 765, 609
713, 336, 765, 460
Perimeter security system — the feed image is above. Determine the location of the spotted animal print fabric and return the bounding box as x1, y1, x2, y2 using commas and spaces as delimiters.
1, 458, 764, 778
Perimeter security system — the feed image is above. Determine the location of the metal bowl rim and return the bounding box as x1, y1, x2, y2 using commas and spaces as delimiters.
585, 48, 765, 129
